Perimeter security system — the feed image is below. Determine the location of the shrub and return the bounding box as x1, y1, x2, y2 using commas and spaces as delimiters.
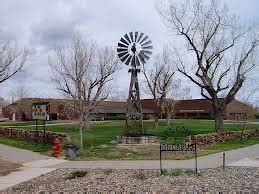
124, 121, 143, 137
133, 171, 148, 180
103, 169, 112, 175
65, 170, 88, 179
159, 169, 168, 176
185, 169, 195, 176
197, 171, 203, 176
171, 168, 183, 176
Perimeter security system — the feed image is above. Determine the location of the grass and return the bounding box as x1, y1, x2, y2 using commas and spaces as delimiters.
0, 119, 258, 160
0, 136, 52, 153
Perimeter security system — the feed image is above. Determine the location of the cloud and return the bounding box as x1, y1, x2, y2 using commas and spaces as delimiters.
0, 0, 258, 105
30, 19, 77, 49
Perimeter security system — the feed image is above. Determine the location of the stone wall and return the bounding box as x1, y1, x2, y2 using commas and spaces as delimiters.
187, 129, 259, 145
0, 127, 70, 144
117, 136, 156, 144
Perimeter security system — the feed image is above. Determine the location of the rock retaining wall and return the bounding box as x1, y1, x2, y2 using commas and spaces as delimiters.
117, 136, 156, 144
0, 127, 70, 144
187, 129, 259, 145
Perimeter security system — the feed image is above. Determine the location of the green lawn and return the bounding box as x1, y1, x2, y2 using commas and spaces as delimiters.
0, 119, 258, 160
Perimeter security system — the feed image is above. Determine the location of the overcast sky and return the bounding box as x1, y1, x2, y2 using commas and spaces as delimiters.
0, 0, 258, 104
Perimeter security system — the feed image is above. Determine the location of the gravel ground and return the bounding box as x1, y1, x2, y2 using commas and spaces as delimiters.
3, 167, 258, 193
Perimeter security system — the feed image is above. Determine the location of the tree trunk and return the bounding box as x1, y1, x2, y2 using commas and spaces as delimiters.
214, 110, 224, 132
166, 112, 171, 128
153, 99, 159, 129
79, 125, 83, 148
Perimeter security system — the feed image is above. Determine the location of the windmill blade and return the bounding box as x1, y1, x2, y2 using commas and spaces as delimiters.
138, 53, 146, 64
141, 40, 152, 47
120, 54, 130, 63
117, 48, 128, 53
118, 51, 128, 59
129, 32, 134, 43
118, 42, 128, 48
140, 36, 149, 44
140, 50, 150, 60
134, 32, 138, 42
142, 50, 152, 55
120, 38, 129, 46
124, 34, 132, 44
125, 55, 132, 65
137, 33, 144, 42
142, 45, 153, 50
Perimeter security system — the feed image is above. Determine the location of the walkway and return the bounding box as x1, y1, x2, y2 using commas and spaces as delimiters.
49, 144, 259, 169
0, 144, 65, 191
0, 144, 258, 191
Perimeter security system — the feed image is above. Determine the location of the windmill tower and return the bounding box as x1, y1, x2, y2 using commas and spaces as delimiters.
117, 32, 153, 132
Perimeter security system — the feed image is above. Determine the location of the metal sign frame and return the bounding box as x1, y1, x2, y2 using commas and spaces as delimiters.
159, 141, 198, 174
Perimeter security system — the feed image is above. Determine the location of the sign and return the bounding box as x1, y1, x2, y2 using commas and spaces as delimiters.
159, 141, 198, 174
32, 102, 50, 120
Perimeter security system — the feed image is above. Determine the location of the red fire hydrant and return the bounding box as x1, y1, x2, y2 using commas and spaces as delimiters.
53, 138, 60, 158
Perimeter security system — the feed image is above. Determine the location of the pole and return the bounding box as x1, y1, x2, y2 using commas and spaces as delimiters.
195, 143, 197, 174
223, 152, 225, 170
160, 144, 162, 174
36, 119, 38, 143
43, 120, 46, 146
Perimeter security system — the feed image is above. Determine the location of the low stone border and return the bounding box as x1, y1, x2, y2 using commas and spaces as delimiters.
188, 129, 259, 145
0, 127, 70, 144
117, 136, 156, 144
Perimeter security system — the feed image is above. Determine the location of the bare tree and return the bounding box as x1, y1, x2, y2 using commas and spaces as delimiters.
235, 80, 258, 130
0, 41, 30, 83
49, 34, 120, 148
9, 84, 30, 102
160, 79, 191, 127
157, 0, 258, 132
0, 97, 9, 114
143, 48, 176, 129
8, 84, 30, 120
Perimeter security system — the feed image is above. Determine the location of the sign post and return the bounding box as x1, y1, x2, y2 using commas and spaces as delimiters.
32, 102, 50, 146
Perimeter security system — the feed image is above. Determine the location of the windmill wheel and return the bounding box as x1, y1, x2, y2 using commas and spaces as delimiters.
117, 31, 153, 67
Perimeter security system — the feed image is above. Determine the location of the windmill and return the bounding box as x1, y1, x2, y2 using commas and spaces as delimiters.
117, 32, 153, 132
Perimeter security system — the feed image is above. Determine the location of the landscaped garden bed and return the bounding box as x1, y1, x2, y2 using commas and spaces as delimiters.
4, 167, 257, 192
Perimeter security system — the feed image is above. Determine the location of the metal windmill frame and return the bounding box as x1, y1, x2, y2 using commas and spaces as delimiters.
117, 32, 153, 132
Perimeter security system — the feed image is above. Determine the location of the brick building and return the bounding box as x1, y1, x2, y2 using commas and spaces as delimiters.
141, 98, 255, 120
2, 98, 255, 121
2, 98, 154, 121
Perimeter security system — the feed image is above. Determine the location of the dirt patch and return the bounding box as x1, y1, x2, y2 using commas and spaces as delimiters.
0, 158, 22, 176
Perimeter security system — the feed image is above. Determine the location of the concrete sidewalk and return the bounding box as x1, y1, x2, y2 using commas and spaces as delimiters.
0, 144, 48, 163
0, 158, 65, 190
0, 144, 65, 191
48, 144, 259, 169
